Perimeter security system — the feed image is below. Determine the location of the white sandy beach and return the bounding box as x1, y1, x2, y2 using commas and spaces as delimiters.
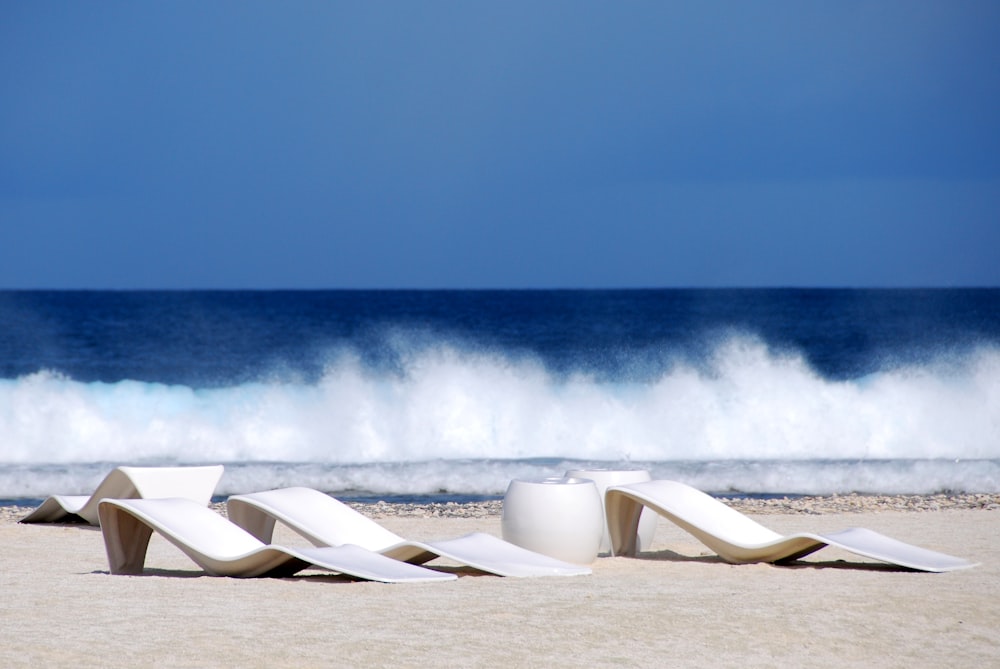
1, 504, 997, 668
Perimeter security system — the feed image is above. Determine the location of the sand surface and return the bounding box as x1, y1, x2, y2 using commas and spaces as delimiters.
1, 503, 996, 668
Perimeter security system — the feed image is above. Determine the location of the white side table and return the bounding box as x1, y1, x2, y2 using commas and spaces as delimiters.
565, 468, 658, 553
501, 477, 603, 565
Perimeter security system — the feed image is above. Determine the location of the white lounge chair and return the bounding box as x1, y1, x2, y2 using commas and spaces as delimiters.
227, 487, 592, 577
20, 465, 225, 525
605, 480, 977, 573
98, 497, 456, 583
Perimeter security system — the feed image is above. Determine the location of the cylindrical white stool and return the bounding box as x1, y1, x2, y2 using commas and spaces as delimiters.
565, 468, 657, 554
501, 477, 604, 565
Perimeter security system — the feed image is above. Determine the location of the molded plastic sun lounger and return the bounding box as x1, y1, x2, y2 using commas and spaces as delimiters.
20, 465, 225, 525
226, 487, 592, 577
605, 480, 977, 573
98, 497, 456, 583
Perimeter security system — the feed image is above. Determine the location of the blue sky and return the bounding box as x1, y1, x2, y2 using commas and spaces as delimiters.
2, 2, 998, 288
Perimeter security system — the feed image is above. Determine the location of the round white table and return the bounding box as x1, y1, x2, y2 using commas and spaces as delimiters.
501, 477, 604, 565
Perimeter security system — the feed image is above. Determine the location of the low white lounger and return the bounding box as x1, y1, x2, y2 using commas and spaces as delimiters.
605, 480, 977, 573
20, 465, 225, 525
227, 487, 592, 577
98, 497, 455, 584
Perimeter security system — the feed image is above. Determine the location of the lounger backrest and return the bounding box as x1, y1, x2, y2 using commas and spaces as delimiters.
117, 465, 224, 506
114, 497, 265, 559
640, 481, 783, 546
232, 487, 405, 551
67, 465, 225, 525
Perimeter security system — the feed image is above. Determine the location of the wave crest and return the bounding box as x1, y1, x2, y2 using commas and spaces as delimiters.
1, 337, 997, 466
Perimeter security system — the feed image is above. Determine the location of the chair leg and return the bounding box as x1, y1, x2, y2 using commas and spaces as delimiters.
98, 504, 154, 575
606, 492, 644, 557
226, 500, 277, 543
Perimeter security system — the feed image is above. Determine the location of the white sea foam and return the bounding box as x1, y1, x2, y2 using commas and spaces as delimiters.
1, 337, 998, 497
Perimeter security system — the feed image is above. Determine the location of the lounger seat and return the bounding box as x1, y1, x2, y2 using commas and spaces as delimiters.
20, 465, 225, 525
605, 480, 977, 572
227, 487, 591, 577
98, 497, 456, 583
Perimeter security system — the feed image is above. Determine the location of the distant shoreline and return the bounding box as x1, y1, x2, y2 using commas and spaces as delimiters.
339, 492, 1000, 518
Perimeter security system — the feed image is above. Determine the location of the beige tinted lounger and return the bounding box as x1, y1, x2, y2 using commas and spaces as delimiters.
20, 465, 225, 525
227, 487, 592, 577
98, 497, 455, 583
605, 480, 977, 572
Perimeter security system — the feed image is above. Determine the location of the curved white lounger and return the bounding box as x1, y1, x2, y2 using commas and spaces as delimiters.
605, 480, 977, 573
20, 465, 225, 525
98, 497, 455, 584
227, 487, 591, 578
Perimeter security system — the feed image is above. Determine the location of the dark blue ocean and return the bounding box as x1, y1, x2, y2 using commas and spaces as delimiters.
1, 289, 998, 500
